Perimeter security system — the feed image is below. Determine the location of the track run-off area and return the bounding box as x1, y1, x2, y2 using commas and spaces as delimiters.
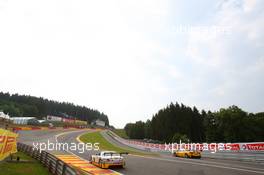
18, 129, 264, 175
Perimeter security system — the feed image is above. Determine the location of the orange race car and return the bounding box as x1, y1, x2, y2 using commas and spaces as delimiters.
173, 150, 201, 159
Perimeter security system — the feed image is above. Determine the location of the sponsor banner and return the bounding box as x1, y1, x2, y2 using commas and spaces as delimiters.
228, 144, 240, 151
12, 126, 59, 131
47, 115, 62, 122
75, 120, 87, 125
62, 118, 75, 123
47, 115, 86, 124
12, 127, 41, 131
0, 129, 18, 161
242, 143, 264, 151
123, 139, 264, 152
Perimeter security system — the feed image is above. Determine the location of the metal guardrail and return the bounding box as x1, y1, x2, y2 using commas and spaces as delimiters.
201, 151, 264, 162
107, 131, 264, 163
17, 142, 85, 175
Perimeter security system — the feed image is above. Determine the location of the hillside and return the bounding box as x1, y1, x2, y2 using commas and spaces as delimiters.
125, 103, 264, 143
0, 92, 109, 125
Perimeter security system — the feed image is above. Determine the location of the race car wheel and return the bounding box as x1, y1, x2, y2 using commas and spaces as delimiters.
184, 154, 189, 158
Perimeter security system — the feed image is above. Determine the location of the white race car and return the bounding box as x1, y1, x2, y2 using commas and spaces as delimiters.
91, 151, 128, 169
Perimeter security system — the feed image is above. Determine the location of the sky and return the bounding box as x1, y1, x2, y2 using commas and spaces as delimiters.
0, 0, 263, 128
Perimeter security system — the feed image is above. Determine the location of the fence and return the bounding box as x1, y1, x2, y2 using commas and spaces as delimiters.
17, 142, 87, 175
201, 151, 264, 162
107, 131, 264, 162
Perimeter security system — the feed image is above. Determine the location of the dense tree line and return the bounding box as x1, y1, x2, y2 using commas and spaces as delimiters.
0, 92, 109, 125
124, 103, 264, 143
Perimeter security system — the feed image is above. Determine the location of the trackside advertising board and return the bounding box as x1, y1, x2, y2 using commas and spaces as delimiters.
125, 140, 264, 151
0, 129, 18, 161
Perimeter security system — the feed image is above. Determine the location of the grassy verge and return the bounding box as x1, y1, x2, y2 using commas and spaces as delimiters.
79, 131, 156, 156
0, 152, 50, 175
112, 129, 129, 139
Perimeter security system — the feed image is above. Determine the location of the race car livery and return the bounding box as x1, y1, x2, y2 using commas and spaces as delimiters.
173, 150, 201, 159
91, 151, 128, 169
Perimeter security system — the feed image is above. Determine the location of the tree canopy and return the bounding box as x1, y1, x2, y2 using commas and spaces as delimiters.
124, 103, 264, 143
0, 92, 109, 125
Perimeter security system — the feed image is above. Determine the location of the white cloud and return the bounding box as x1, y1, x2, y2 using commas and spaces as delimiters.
183, 0, 264, 112
0, 0, 173, 127
0, 0, 263, 127
243, 0, 257, 12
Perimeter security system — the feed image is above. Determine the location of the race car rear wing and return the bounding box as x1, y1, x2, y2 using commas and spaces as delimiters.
103, 152, 129, 156
119, 152, 129, 155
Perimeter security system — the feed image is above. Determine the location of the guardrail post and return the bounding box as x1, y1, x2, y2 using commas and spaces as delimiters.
40, 151, 43, 163
27, 145, 31, 154
33, 150, 36, 159
16, 142, 85, 175
23, 144, 27, 152
22, 144, 26, 153
30, 149, 33, 157
47, 158, 52, 173
54, 159, 59, 175
37, 150, 41, 160
45, 152, 48, 167
62, 163, 66, 175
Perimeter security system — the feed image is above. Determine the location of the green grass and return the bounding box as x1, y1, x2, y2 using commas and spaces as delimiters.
80, 131, 156, 156
112, 129, 129, 139
0, 152, 50, 175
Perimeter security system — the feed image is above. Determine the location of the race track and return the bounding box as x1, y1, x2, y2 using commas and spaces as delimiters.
18, 129, 264, 175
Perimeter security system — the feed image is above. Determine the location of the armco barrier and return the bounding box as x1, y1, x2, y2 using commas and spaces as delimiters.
17, 142, 87, 175
201, 151, 264, 162
107, 131, 264, 162
12, 126, 54, 131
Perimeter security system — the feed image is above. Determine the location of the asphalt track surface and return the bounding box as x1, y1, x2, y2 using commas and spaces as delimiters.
18, 129, 264, 175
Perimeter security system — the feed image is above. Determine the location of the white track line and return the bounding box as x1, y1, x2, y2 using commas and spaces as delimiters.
106, 130, 264, 172
130, 154, 264, 174
54, 130, 123, 175
56, 130, 264, 174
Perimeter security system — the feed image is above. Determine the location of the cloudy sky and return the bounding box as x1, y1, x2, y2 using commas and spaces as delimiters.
0, 0, 263, 128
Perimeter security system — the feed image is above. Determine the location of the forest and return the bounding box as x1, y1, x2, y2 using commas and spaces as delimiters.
0, 92, 109, 125
124, 103, 264, 143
